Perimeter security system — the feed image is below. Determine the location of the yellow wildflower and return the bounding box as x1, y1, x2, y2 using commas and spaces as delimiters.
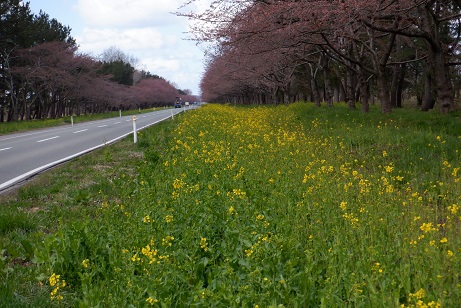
81, 259, 90, 268
165, 215, 173, 223
143, 215, 152, 223
420, 222, 437, 233
162, 236, 174, 247
409, 288, 425, 300
384, 164, 394, 173
146, 297, 159, 305
200, 238, 208, 251
49, 273, 60, 287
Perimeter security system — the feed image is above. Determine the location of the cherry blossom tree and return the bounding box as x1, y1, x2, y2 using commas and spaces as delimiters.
182, 0, 461, 112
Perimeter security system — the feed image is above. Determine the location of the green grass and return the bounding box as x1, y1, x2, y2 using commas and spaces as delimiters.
0, 102, 460, 307
0, 107, 165, 135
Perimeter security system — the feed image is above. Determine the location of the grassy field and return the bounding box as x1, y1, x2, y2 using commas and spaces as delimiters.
0, 103, 460, 307
0, 108, 163, 135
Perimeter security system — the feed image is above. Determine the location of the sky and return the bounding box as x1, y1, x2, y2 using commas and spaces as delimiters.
27, 0, 211, 96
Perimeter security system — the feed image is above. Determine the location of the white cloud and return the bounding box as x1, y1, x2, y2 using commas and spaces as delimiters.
142, 58, 181, 73
73, 0, 213, 94
77, 0, 186, 27
76, 27, 175, 55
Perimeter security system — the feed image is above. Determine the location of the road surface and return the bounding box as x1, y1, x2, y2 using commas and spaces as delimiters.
0, 108, 185, 193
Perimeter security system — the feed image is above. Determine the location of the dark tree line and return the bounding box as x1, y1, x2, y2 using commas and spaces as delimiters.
183, 0, 461, 113
0, 1, 196, 122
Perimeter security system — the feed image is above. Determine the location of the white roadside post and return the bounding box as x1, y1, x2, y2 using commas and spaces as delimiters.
119, 110, 122, 118
171, 109, 174, 120
71, 115, 74, 127
133, 116, 138, 143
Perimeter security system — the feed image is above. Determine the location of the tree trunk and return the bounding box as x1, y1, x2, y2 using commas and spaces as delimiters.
346, 68, 356, 109
396, 64, 406, 108
377, 66, 391, 113
322, 55, 333, 106
309, 78, 320, 106
333, 87, 339, 103
431, 49, 453, 113
417, 3, 454, 113
390, 64, 405, 108
307, 63, 321, 106
422, 66, 436, 111
358, 72, 370, 112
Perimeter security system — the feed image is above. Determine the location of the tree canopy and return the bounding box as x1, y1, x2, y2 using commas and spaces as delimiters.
183, 0, 461, 113
0, 1, 196, 122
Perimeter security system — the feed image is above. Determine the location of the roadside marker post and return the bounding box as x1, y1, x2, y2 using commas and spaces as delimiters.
171, 109, 174, 120
119, 110, 122, 118
71, 116, 74, 127
133, 116, 138, 143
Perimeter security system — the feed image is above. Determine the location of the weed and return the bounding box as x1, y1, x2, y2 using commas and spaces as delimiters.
1, 103, 460, 306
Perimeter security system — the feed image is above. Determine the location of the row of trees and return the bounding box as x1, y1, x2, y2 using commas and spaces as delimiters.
184, 0, 461, 112
1, 1, 196, 122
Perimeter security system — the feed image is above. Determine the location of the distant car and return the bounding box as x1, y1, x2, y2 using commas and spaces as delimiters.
185, 102, 190, 106
174, 102, 182, 108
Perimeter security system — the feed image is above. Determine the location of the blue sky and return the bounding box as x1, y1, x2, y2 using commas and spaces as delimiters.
28, 0, 210, 95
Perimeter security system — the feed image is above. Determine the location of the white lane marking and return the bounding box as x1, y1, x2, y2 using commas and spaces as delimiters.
0, 110, 183, 192
0, 147, 12, 152
98, 125, 108, 128
113, 122, 121, 124
74, 129, 89, 134
37, 136, 59, 143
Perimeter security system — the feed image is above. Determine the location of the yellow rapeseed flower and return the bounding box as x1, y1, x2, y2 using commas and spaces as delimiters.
49, 273, 59, 287
81, 259, 90, 268
245, 249, 253, 257
49, 273, 66, 301
420, 222, 437, 233
143, 215, 152, 223
162, 236, 174, 247
448, 204, 459, 214
173, 178, 184, 190
131, 253, 140, 262
384, 164, 394, 173
146, 297, 159, 305
165, 215, 173, 223
200, 238, 208, 251
409, 288, 425, 300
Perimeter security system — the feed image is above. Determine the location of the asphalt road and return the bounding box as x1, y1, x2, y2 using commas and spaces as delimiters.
0, 108, 186, 193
